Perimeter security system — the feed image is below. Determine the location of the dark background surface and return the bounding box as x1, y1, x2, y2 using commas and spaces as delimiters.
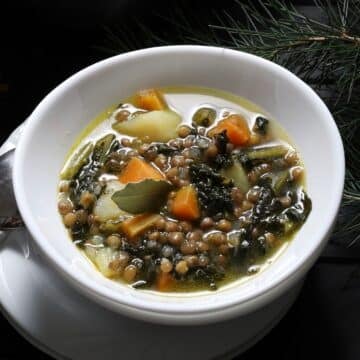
1, 1, 360, 359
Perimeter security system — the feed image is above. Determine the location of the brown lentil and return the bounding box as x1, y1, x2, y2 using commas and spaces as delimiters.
175, 260, 189, 275
160, 258, 173, 273
131, 138, 142, 149
178, 125, 192, 138
154, 154, 167, 169
121, 138, 131, 147
285, 150, 299, 166
246, 188, 260, 203
58, 199, 73, 215
168, 232, 184, 246
183, 136, 194, 148
138, 144, 150, 155
292, 166, 304, 181
241, 200, 253, 211
158, 232, 169, 244
165, 221, 178, 233
200, 217, 214, 230
198, 255, 210, 267
279, 195, 292, 208
179, 221, 192, 233
106, 235, 121, 249
196, 241, 209, 252
115, 110, 130, 122
180, 240, 197, 255
155, 217, 166, 231
216, 219, 232, 232
123, 265, 137, 282
208, 232, 226, 246
63, 212, 77, 227
59, 181, 70, 193
231, 188, 244, 205
184, 255, 199, 267
187, 230, 203, 242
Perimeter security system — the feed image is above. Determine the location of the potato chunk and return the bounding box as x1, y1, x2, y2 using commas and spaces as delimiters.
113, 110, 181, 142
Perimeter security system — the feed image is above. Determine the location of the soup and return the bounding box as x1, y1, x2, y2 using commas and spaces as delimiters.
58, 87, 311, 292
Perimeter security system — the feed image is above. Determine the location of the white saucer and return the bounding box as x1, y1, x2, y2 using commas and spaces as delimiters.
0, 126, 302, 359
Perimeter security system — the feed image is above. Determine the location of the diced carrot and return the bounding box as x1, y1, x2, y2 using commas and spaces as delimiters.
156, 272, 175, 291
119, 157, 164, 183
121, 213, 161, 239
134, 89, 167, 111
171, 185, 200, 221
208, 114, 250, 146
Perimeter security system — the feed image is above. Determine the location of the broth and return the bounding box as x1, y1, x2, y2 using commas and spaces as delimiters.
58, 86, 311, 292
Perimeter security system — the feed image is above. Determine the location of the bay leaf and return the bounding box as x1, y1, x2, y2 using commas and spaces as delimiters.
111, 179, 173, 214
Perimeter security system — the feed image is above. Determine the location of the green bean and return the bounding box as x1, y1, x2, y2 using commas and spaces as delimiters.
246, 145, 288, 161
221, 160, 250, 193
60, 142, 94, 180
273, 170, 289, 196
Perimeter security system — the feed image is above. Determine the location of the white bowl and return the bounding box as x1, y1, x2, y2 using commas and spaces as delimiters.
13, 46, 344, 325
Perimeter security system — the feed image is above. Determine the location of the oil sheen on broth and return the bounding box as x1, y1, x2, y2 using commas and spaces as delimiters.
58, 86, 311, 294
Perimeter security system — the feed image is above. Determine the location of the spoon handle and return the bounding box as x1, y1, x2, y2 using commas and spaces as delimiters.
0, 216, 24, 230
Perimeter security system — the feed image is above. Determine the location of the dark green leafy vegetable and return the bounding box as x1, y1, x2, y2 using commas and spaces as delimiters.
111, 179, 173, 213
212, 131, 233, 170
92, 134, 116, 163
189, 163, 233, 216
153, 143, 177, 155
69, 135, 117, 206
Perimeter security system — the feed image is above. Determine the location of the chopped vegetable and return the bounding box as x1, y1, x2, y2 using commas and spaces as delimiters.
93, 248, 120, 278
92, 134, 116, 163
221, 160, 250, 193
189, 163, 233, 216
112, 179, 173, 214
93, 180, 128, 221
134, 89, 167, 111
121, 213, 162, 239
171, 185, 200, 221
192, 107, 216, 127
273, 170, 290, 196
119, 157, 164, 183
208, 114, 250, 146
246, 145, 289, 161
253, 116, 269, 135
113, 110, 181, 142
61, 142, 93, 180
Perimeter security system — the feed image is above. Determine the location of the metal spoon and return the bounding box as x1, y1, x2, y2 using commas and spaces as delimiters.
0, 148, 23, 241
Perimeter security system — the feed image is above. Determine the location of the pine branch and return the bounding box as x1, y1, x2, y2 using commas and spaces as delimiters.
101, 0, 360, 246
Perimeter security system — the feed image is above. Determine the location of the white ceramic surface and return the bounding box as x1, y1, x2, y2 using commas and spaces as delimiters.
13, 46, 345, 325
1, 125, 302, 359
0, 228, 302, 360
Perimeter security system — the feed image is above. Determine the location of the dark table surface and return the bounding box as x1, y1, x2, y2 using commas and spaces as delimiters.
1, 1, 360, 359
